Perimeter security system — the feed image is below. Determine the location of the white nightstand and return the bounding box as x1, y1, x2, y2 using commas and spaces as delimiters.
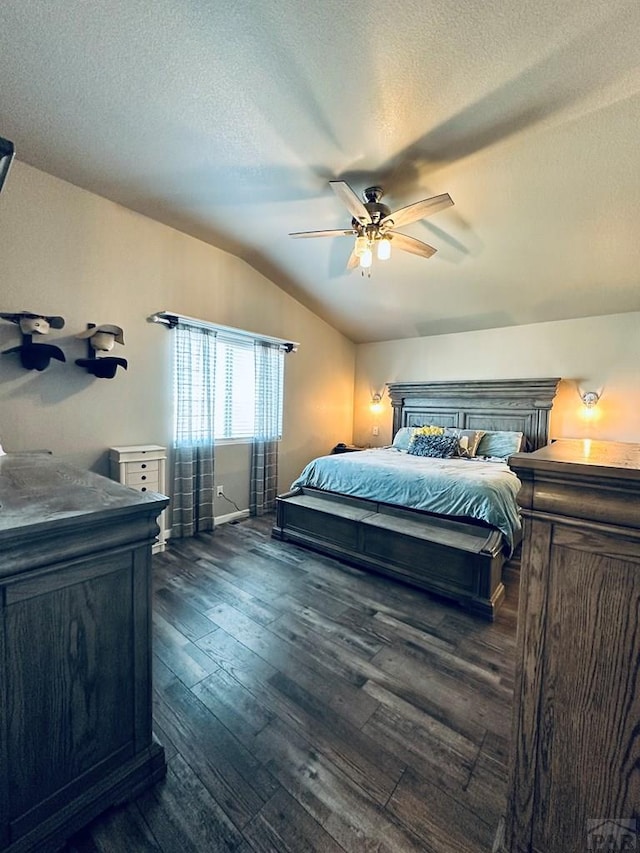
109, 444, 168, 552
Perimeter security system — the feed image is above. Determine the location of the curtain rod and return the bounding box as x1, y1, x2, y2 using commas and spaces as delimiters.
149, 311, 299, 352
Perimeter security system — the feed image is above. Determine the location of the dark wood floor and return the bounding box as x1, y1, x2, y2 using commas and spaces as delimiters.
66, 515, 518, 853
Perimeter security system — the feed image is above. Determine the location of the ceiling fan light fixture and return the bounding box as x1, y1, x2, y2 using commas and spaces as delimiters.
354, 235, 368, 258
377, 236, 391, 261
359, 247, 373, 269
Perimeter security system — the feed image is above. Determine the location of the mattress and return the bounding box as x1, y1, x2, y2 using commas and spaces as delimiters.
291, 447, 522, 551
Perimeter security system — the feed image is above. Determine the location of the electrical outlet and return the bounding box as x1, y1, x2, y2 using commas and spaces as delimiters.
216, 485, 224, 497
372, 426, 379, 436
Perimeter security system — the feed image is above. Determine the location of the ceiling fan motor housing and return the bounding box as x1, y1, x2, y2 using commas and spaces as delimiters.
352, 187, 391, 230
364, 187, 390, 222
362, 186, 384, 203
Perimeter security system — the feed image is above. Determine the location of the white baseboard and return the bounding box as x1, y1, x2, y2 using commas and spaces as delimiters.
215, 509, 250, 526
160, 511, 249, 542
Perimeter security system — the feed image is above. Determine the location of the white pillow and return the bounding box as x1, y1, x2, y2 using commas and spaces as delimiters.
391, 426, 418, 451
444, 428, 486, 458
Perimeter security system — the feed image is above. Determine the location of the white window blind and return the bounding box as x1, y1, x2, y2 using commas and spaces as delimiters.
214, 334, 256, 440
172, 323, 286, 444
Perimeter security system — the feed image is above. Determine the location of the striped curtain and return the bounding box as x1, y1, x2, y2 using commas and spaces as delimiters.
171, 324, 216, 537
250, 341, 284, 515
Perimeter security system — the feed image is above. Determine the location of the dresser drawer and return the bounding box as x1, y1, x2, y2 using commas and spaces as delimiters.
124, 460, 159, 475
127, 481, 156, 494
125, 470, 159, 487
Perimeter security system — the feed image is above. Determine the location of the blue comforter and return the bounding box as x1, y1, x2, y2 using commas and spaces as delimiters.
291, 448, 522, 551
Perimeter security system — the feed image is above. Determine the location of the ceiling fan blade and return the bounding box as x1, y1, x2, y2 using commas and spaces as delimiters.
329, 181, 372, 224
289, 228, 357, 238
381, 193, 453, 229
389, 232, 437, 259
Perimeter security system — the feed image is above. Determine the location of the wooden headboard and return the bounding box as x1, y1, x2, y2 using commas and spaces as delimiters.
387, 378, 560, 451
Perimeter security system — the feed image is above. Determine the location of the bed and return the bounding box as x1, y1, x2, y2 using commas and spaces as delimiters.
272, 377, 560, 619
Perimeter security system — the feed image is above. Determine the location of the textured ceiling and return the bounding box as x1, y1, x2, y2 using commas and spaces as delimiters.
1, 0, 639, 342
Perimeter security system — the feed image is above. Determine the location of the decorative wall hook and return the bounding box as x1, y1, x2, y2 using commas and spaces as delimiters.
0, 310, 66, 370
75, 323, 127, 378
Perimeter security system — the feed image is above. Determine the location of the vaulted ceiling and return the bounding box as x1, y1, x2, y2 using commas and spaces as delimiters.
1, 0, 639, 342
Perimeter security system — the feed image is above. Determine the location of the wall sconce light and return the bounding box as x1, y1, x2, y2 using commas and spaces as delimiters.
581, 391, 600, 409
580, 390, 601, 420
370, 392, 383, 414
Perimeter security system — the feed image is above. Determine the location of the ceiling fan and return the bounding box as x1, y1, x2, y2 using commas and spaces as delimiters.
289, 181, 454, 273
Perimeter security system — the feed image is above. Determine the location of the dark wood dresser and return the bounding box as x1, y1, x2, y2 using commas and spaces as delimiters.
0, 453, 169, 852
500, 439, 640, 853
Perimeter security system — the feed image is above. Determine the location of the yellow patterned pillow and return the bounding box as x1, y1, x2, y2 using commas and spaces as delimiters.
413, 425, 445, 437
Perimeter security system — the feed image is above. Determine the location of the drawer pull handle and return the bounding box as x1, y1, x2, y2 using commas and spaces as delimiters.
141, 487, 147, 492
141, 475, 147, 480
141, 463, 147, 469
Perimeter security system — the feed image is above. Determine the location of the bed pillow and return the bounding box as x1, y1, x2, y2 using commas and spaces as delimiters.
414, 425, 446, 437
408, 433, 459, 458
391, 426, 417, 451
444, 428, 486, 458
476, 430, 524, 459
392, 425, 444, 451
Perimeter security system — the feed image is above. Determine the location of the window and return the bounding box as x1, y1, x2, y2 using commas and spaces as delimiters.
173, 324, 285, 445
214, 335, 256, 440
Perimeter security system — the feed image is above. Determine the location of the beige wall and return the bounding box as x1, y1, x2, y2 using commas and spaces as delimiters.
2, 161, 638, 525
0, 162, 356, 513
354, 313, 640, 446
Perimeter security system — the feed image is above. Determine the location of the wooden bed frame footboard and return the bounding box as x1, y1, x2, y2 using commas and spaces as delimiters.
273, 487, 509, 619
273, 377, 560, 620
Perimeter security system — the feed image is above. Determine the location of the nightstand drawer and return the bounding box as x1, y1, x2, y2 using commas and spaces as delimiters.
127, 481, 155, 494
125, 470, 159, 486
124, 460, 159, 476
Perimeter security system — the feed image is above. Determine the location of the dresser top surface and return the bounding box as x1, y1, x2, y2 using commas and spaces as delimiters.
510, 439, 640, 478
0, 453, 168, 536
